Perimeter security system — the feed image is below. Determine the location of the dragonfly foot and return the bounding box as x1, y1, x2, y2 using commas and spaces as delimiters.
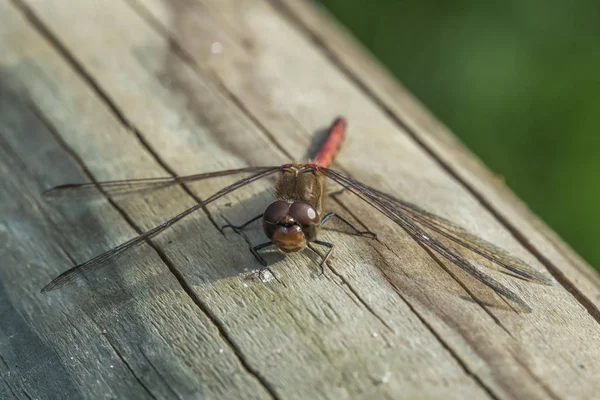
320, 212, 377, 240
308, 240, 334, 276
251, 241, 273, 268
258, 267, 271, 281
357, 231, 377, 240
220, 223, 240, 234
318, 263, 325, 276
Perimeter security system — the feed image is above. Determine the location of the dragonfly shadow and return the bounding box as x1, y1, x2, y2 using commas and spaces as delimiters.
45, 176, 289, 301
458, 295, 512, 312
131, 188, 284, 288
429, 245, 525, 314
304, 127, 330, 161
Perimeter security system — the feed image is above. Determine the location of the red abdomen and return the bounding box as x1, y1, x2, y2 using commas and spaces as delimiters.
313, 117, 346, 168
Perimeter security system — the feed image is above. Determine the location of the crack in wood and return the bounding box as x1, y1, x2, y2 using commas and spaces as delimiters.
377, 271, 502, 400
0, 354, 21, 400
418, 245, 515, 337
103, 336, 158, 400
21, 388, 33, 400
326, 265, 394, 333
61, 311, 85, 337
325, 273, 366, 311
138, 346, 183, 400
357, 235, 505, 399
510, 351, 562, 400
0, 354, 9, 370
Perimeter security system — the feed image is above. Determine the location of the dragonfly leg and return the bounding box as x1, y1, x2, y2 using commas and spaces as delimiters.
251, 241, 273, 268
220, 213, 263, 233
320, 212, 377, 239
308, 240, 334, 275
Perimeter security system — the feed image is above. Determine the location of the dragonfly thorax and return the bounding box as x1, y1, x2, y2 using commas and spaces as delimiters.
263, 200, 320, 253
275, 164, 326, 215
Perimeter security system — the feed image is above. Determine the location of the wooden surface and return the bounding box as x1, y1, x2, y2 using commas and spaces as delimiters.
1, 0, 599, 399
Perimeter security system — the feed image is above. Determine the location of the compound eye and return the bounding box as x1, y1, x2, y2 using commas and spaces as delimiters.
263, 201, 290, 224
288, 201, 319, 226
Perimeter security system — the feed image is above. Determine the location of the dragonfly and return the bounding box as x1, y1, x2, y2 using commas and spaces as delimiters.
42, 117, 555, 312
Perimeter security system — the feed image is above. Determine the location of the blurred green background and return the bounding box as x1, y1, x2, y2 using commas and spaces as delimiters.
319, 0, 600, 271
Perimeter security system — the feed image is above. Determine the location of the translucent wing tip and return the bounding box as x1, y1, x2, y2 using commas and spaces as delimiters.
539, 273, 556, 286
40, 275, 69, 293
42, 184, 71, 196
40, 283, 55, 293
515, 266, 556, 286
41, 267, 83, 293
514, 300, 533, 313
42, 184, 91, 200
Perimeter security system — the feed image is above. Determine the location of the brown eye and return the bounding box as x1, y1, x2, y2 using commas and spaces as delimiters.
288, 201, 319, 226
263, 201, 290, 224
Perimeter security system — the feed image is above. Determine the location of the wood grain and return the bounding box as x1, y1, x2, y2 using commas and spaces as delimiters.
0, 0, 599, 399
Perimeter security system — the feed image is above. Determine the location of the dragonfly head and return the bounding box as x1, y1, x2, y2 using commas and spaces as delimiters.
263, 201, 320, 253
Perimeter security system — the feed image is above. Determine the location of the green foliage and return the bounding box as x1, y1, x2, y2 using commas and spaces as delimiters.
320, 0, 600, 270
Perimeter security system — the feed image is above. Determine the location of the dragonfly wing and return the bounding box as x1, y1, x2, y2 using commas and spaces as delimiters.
321, 167, 542, 312
388, 198, 555, 285
43, 166, 279, 200
399, 213, 534, 312
42, 167, 280, 292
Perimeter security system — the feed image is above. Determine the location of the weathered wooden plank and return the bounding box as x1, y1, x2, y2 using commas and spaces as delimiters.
0, 0, 598, 399
1, 0, 498, 399
84, 0, 600, 398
